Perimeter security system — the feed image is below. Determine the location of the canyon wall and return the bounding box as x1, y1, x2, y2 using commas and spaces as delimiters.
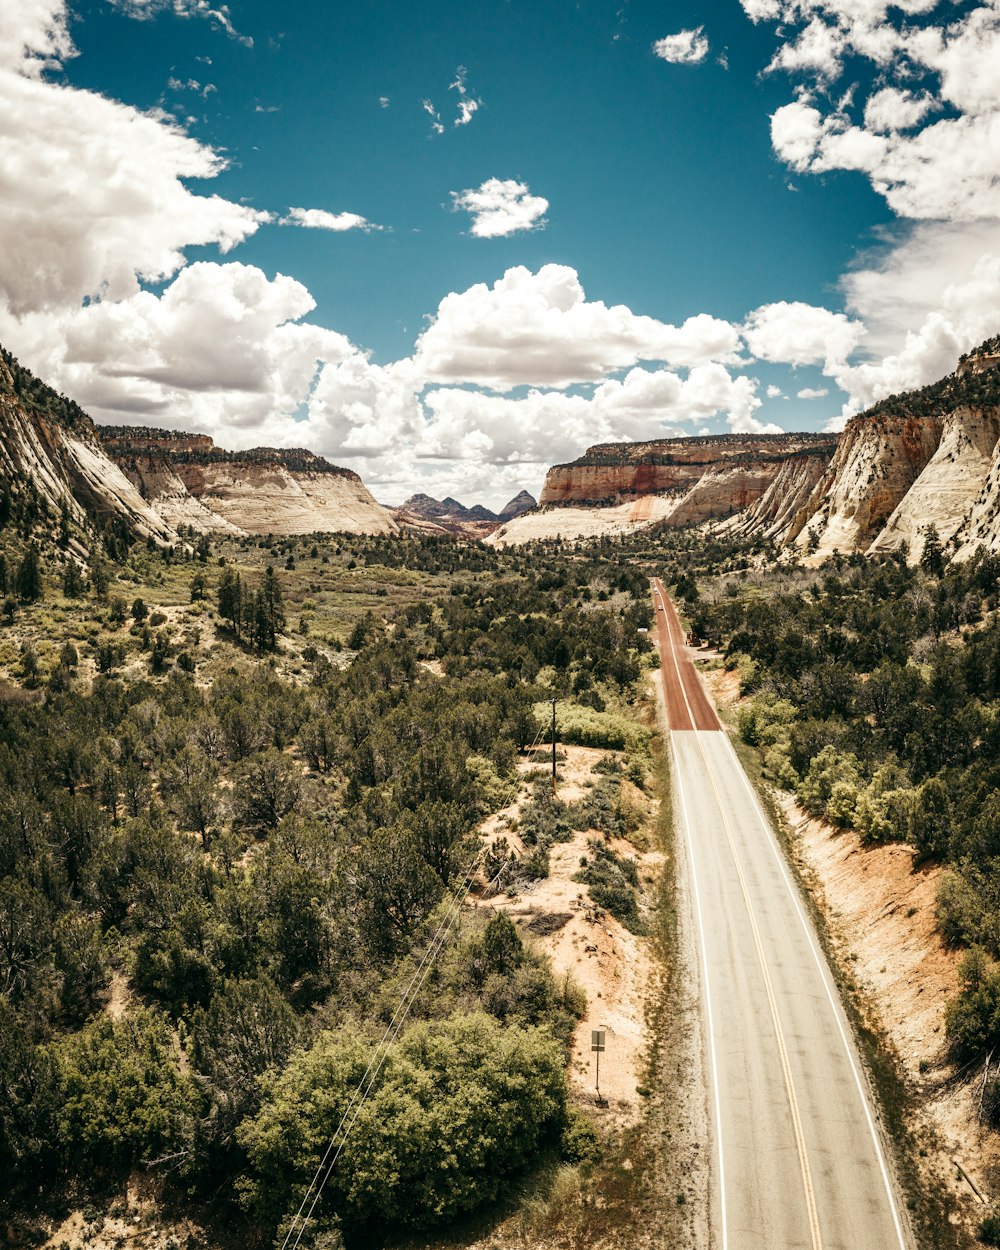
100, 429, 397, 537
0, 350, 176, 544
794, 414, 942, 558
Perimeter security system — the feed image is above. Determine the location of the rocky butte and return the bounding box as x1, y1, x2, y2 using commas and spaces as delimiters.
99, 427, 397, 537
390, 490, 536, 537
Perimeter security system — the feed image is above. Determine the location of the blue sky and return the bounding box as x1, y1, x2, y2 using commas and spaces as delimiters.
3, 0, 1000, 504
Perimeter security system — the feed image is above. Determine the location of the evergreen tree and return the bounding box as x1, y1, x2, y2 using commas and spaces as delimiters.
920, 524, 945, 577
218, 567, 243, 639
262, 566, 285, 645
90, 556, 111, 600
14, 544, 42, 602
62, 561, 84, 598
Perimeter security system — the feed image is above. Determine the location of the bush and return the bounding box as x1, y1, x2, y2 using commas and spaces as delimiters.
538, 702, 650, 754
54, 1007, 204, 1171
979, 1213, 1000, 1246
737, 695, 797, 748
937, 870, 988, 949
797, 745, 863, 826
573, 842, 645, 933
560, 1106, 600, 1163
945, 947, 1000, 1062
238, 1012, 567, 1237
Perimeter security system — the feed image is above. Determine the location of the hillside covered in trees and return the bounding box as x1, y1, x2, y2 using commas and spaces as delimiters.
0, 524, 666, 1249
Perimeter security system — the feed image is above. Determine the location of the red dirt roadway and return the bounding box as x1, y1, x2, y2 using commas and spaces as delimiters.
651, 577, 911, 1250
651, 578, 720, 731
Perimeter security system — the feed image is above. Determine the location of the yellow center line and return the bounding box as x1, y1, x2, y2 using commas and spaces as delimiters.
655, 580, 823, 1250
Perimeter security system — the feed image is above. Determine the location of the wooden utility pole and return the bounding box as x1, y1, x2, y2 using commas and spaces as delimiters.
551, 697, 557, 795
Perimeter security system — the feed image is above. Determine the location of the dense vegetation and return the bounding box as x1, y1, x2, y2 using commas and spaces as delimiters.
0, 527, 656, 1248
687, 546, 1000, 1083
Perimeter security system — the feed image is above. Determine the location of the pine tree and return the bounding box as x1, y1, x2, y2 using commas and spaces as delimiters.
14, 544, 42, 602
920, 524, 945, 577
217, 567, 243, 639
62, 561, 84, 598
90, 556, 111, 600
250, 567, 285, 651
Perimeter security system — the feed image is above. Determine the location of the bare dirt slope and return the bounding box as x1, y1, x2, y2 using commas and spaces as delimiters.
482, 744, 660, 1113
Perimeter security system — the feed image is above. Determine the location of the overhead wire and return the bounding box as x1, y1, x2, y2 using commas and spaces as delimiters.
279, 713, 550, 1250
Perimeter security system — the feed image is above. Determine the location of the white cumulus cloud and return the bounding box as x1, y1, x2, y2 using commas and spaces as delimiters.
0, 2, 266, 318
5, 262, 355, 439
652, 28, 710, 64
796, 386, 829, 399
450, 179, 548, 239
743, 301, 866, 373
413, 264, 741, 390
283, 207, 380, 233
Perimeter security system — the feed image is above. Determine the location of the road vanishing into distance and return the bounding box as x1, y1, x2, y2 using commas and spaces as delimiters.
652, 579, 911, 1250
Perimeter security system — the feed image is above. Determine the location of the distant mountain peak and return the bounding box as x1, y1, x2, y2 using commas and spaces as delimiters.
499, 490, 537, 521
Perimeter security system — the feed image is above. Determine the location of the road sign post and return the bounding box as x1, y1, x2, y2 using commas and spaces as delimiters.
591, 1029, 606, 1104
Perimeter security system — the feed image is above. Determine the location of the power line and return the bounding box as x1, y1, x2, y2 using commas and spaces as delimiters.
279, 716, 548, 1250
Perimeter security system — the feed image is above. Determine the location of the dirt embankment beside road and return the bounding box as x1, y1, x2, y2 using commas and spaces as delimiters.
481, 744, 661, 1114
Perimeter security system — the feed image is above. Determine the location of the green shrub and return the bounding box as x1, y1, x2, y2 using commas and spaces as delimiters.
937, 870, 988, 948
945, 947, 1000, 1062
54, 1007, 203, 1171
238, 1012, 566, 1237
738, 695, 797, 748
573, 842, 645, 934
979, 1213, 1000, 1246
560, 1106, 600, 1163
797, 745, 863, 826
538, 702, 649, 754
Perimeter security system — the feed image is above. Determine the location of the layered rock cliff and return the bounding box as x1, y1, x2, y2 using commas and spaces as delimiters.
869, 407, 1000, 560
100, 428, 397, 537
796, 339, 1000, 559
0, 348, 175, 544
794, 414, 942, 558
953, 445, 1000, 558
539, 434, 834, 506
719, 449, 833, 545
489, 442, 837, 546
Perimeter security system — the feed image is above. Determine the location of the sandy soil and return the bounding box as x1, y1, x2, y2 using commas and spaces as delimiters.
482, 744, 661, 1115
42, 1179, 207, 1250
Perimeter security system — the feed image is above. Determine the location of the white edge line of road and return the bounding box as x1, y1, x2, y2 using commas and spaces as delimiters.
673, 731, 729, 1250
656, 580, 729, 1250
716, 730, 911, 1250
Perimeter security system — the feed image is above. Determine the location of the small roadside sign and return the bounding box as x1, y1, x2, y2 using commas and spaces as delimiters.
591, 1030, 607, 1105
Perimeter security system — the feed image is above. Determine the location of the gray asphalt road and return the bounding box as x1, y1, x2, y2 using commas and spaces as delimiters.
656, 582, 911, 1250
